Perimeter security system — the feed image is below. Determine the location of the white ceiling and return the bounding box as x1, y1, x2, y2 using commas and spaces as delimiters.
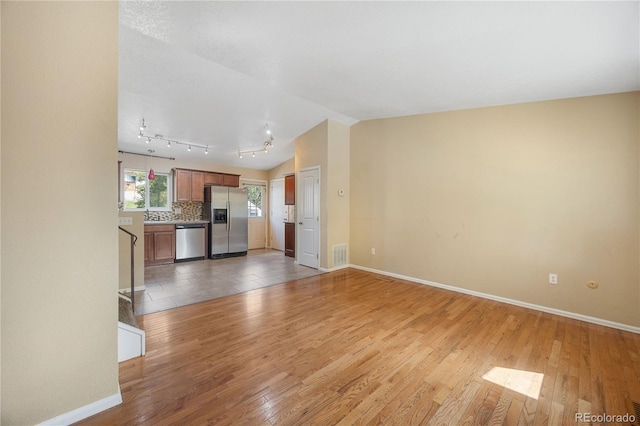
118, 1, 640, 171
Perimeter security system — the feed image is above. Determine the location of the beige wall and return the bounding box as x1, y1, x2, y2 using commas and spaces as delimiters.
118, 212, 145, 291
294, 120, 351, 269
350, 92, 640, 327
268, 157, 295, 180
1, 2, 119, 424
0, 2, 3, 417
326, 121, 350, 269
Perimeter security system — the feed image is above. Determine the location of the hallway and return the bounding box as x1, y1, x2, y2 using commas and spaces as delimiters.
134, 249, 323, 315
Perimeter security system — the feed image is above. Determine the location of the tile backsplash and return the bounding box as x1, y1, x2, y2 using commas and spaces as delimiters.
145, 202, 203, 222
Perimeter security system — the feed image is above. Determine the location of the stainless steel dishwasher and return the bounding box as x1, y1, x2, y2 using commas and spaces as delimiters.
175, 223, 206, 262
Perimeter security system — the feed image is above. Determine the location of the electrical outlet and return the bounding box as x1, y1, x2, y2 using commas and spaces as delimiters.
371, 248, 376, 255
549, 273, 558, 285
174, 207, 182, 214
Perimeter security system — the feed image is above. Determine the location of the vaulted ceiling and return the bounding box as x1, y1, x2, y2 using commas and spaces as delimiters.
118, 1, 640, 170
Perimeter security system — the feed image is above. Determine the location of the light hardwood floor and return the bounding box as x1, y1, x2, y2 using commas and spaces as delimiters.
82, 268, 640, 425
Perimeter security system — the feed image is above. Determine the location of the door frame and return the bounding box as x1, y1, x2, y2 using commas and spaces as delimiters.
269, 178, 285, 251
296, 166, 321, 268
241, 178, 268, 250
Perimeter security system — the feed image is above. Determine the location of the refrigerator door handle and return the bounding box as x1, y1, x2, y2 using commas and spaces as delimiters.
228, 200, 231, 232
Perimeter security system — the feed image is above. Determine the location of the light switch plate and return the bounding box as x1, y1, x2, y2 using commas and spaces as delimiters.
118, 217, 133, 226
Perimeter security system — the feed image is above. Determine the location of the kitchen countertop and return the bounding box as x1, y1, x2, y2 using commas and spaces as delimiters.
144, 220, 209, 225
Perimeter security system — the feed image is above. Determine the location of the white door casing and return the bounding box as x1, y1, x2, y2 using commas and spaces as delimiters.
270, 179, 285, 251
298, 167, 319, 269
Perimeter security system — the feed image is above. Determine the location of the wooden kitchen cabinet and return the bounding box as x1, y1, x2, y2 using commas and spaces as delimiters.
191, 171, 205, 202
204, 172, 239, 187
144, 224, 175, 265
176, 168, 240, 197
143, 231, 153, 263
174, 169, 205, 202
222, 174, 240, 188
284, 174, 295, 205
284, 222, 295, 257
204, 172, 223, 185
175, 169, 192, 202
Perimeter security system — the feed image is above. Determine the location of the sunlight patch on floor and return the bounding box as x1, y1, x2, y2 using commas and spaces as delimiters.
482, 367, 544, 399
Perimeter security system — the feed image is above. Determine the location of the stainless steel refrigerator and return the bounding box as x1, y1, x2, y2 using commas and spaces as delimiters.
204, 186, 248, 258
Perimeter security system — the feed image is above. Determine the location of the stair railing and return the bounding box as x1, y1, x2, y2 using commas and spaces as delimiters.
118, 226, 138, 313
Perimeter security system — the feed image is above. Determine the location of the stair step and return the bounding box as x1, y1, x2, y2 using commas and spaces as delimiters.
118, 296, 138, 328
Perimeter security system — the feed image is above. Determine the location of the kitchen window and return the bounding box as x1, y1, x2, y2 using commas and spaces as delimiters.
123, 169, 171, 211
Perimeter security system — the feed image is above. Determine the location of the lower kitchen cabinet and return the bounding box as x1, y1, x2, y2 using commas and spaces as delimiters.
284, 222, 295, 257
144, 224, 175, 265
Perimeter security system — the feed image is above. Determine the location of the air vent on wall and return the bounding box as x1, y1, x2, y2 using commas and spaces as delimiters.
332, 244, 348, 267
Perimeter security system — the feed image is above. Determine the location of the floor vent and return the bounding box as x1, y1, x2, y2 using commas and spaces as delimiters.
625, 398, 640, 426
332, 244, 348, 267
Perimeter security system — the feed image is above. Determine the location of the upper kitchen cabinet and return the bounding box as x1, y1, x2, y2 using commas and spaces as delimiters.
204, 171, 240, 188
204, 172, 223, 186
174, 168, 204, 202
222, 174, 240, 188
191, 171, 205, 202
175, 168, 241, 201
284, 174, 295, 205
175, 169, 191, 202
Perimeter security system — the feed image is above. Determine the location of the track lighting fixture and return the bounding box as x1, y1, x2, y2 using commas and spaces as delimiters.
237, 123, 275, 159
136, 119, 211, 156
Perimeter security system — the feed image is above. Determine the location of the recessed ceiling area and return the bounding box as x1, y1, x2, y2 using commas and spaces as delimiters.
118, 1, 640, 170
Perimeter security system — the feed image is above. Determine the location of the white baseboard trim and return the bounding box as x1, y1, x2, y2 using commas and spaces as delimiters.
349, 264, 640, 335
319, 264, 350, 273
37, 391, 122, 425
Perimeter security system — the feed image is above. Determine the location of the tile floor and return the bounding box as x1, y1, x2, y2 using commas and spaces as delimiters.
134, 249, 323, 315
